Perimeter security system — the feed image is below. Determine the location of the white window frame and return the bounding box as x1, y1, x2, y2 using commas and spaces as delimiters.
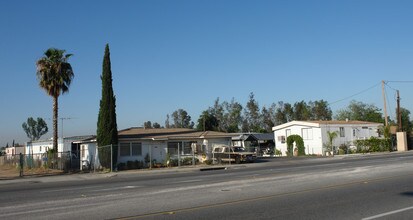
286, 129, 291, 138
302, 128, 313, 140
119, 142, 142, 157
131, 143, 142, 156
339, 127, 345, 137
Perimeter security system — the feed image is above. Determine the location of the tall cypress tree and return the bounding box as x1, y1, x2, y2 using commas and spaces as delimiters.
97, 44, 118, 168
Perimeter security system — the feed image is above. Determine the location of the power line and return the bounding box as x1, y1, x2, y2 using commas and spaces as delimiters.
385, 82, 398, 92
384, 85, 394, 121
329, 82, 381, 106
386, 80, 413, 83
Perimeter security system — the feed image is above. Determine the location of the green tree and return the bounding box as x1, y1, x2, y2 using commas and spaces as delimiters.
275, 101, 294, 125
243, 92, 261, 132
309, 100, 332, 120
196, 110, 219, 131
144, 121, 152, 129
210, 98, 225, 131
22, 117, 48, 141
399, 107, 412, 133
293, 100, 312, 121
261, 106, 274, 132
36, 48, 74, 152
399, 107, 412, 148
153, 122, 161, 128
379, 125, 392, 151
165, 114, 171, 128
171, 109, 194, 128
325, 131, 338, 155
335, 100, 383, 123
97, 44, 118, 168
223, 98, 243, 133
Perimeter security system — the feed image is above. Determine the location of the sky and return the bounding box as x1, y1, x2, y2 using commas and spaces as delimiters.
1, 0, 412, 147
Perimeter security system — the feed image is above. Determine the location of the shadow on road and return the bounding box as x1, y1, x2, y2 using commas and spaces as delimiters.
400, 192, 413, 197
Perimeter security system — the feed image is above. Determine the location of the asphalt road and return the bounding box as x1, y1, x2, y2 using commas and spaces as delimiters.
1, 152, 413, 220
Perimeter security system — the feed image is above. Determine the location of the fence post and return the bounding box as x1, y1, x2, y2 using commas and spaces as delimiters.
178, 143, 181, 168
149, 145, 152, 169
110, 144, 113, 172
192, 143, 195, 167
94, 146, 98, 173
19, 153, 23, 177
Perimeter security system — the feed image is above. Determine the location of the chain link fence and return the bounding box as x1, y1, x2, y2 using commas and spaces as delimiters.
96, 144, 117, 172
0, 152, 80, 178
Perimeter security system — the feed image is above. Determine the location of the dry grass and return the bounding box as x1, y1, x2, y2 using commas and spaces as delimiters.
0, 164, 64, 180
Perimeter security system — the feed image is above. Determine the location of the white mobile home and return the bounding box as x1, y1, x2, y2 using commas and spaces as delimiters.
272, 120, 382, 156
117, 128, 233, 164
26, 136, 95, 156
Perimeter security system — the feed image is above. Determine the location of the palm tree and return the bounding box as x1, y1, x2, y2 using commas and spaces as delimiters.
326, 131, 338, 155
36, 48, 74, 152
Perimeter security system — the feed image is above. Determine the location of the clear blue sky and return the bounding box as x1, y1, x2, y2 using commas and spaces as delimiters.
1, 0, 412, 147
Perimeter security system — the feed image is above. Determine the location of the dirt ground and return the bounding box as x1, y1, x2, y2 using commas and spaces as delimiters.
0, 165, 64, 180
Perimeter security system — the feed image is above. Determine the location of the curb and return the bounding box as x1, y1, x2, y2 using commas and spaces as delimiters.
199, 166, 226, 171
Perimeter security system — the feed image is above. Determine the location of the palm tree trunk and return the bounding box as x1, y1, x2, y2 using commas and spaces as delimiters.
53, 96, 58, 152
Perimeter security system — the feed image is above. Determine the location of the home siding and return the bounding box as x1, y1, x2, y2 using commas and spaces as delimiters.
80, 142, 99, 170
320, 124, 380, 148
117, 141, 167, 164
274, 125, 323, 156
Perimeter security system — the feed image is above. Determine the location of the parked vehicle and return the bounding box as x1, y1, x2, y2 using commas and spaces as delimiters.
212, 145, 256, 164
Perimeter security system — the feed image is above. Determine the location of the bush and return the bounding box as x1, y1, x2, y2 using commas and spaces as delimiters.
339, 144, 348, 154
275, 149, 282, 156
286, 135, 305, 156
168, 157, 199, 166
117, 162, 126, 170
354, 137, 391, 153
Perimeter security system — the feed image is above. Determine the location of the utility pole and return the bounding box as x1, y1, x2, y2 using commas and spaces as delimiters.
60, 117, 74, 139
397, 90, 402, 131
381, 80, 388, 126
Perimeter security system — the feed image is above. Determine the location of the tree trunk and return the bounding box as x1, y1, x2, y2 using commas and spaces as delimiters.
53, 95, 59, 152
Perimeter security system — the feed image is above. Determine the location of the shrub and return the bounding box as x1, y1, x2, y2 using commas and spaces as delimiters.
286, 135, 305, 156
144, 153, 150, 167
339, 144, 348, 154
204, 159, 213, 165
117, 162, 126, 170
354, 137, 391, 153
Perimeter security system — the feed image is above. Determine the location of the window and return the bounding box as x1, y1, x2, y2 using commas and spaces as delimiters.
195, 144, 204, 154
286, 129, 291, 137
213, 147, 222, 153
339, 127, 345, 137
278, 136, 286, 143
120, 142, 142, 157
302, 128, 313, 140
183, 142, 194, 155
81, 146, 86, 158
167, 142, 179, 156
120, 143, 130, 157
131, 143, 142, 156
167, 141, 195, 155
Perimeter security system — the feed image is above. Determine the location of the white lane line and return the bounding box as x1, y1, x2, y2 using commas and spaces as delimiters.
174, 179, 203, 184
42, 185, 99, 193
91, 185, 140, 192
362, 205, 413, 220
